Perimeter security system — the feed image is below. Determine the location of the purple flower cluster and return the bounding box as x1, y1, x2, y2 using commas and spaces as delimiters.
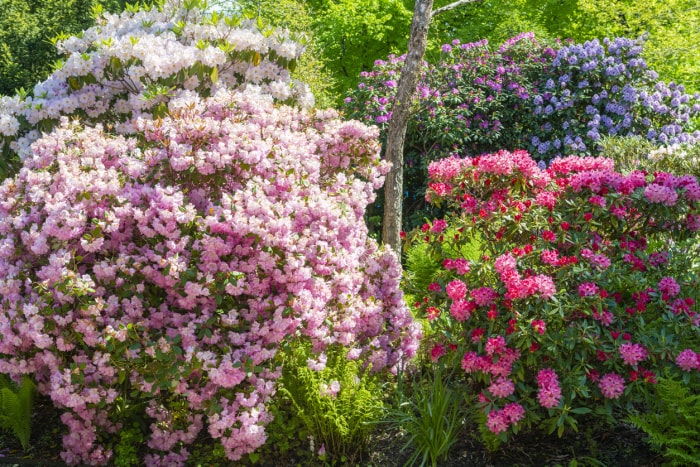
534, 37, 700, 156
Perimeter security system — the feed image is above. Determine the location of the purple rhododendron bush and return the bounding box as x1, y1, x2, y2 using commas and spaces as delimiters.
0, 2, 420, 465
413, 149, 700, 439
344, 33, 700, 233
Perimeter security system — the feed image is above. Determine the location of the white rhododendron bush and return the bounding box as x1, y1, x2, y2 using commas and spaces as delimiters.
0, 0, 313, 174
0, 2, 420, 465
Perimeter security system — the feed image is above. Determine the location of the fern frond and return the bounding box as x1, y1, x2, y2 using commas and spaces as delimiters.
629, 377, 700, 466
0, 375, 36, 451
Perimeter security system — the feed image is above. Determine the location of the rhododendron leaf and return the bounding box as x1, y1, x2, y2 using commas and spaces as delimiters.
210, 66, 218, 84
67, 77, 80, 91
570, 407, 591, 414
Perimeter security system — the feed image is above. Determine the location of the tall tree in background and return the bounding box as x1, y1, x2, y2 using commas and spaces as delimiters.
0, 0, 151, 96
383, 0, 480, 253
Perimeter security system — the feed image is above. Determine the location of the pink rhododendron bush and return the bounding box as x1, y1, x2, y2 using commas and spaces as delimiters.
0, 92, 419, 464
0, 2, 419, 466
413, 149, 700, 439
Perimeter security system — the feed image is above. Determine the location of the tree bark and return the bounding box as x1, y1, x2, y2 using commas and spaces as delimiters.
382, 0, 480, 254
382, 0, 434, 254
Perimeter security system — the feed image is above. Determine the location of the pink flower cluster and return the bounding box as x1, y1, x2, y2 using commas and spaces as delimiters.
644, 184, 678, 206
492, 252, 556, 300
676, 349, 700, 371
443, 258, 471, 275
461, 346, 520, 378
446, 280, 468, 300
488, 376, 515, 398
486, 403, 525, 434
536, 368, 561, 408
619, 343, 647, 366
598, 373, 626, 399
657, 277, 681, 298
578, 282, 600, 297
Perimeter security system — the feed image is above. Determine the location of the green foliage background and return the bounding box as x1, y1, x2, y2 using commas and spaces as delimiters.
3, 0, 697, 102
0, 0, 154, 96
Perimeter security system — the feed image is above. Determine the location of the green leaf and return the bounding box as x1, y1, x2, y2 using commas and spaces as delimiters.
68, 77, 81, 91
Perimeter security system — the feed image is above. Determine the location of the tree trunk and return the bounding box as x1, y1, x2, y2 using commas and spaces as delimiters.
382, 0, 480, 254
382, 0, 434, 254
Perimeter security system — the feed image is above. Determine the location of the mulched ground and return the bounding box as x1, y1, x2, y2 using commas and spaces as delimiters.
0, 394, 664, 466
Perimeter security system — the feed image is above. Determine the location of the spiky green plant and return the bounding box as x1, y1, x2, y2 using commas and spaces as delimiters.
383, 366, 466, 467
0, 374, 36, 451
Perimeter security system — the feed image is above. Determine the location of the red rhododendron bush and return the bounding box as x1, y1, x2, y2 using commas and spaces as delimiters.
0, 3, 419, 465
415, 149, 700, 439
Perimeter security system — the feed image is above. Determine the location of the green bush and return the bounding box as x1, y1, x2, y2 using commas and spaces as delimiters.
600, 136, 700, 180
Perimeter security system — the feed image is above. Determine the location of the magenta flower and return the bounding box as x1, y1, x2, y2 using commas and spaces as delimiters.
578, 282, 600, 297
430, 343, 447, 362
599, 373, 626, 399
450, 299, 473, 321
676, 349, 700, 371
536, 368, 561, 408
431, 219, 448, 233
644, 184, 678, 206
485, 336, 507, 356
471, 286, 498, 306
446, 279, 468, 300
657, 277, 681, 298
489, 377, 515, 398
619, 342, 647, 366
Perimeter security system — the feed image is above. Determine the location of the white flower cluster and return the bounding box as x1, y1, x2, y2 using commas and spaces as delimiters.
0, 0, 313, 162
647, 143, 687, 161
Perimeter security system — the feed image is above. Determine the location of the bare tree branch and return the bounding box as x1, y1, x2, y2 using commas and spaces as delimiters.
431, 0, 480, 17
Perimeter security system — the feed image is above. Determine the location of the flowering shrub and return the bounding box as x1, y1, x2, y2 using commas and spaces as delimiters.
0, 0, 314, 180
0, 2, 420, 465
410, 149, 700, 439
642, 143, 700, 180
344, 33, 700, 232
0, 89, 419, 465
